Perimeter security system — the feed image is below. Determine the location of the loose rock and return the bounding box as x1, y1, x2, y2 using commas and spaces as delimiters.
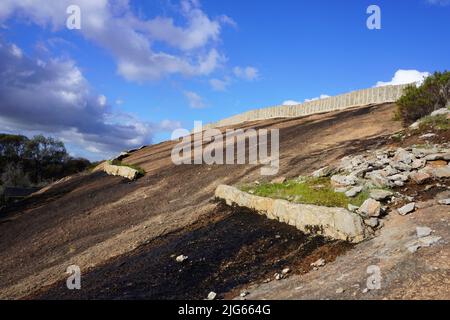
271, 176, 286, 184
416, 226, 432, 238
369, 189, 393, 201
345, 186, 363, 197
175, 255, 188, 263
207, 291, 217, 300
397, 202, 415, 216
358, 198, 381, 217
410, 171, 432, 185
311, 258, 326, 267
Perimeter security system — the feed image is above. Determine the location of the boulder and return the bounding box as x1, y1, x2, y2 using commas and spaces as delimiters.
358, 198, 381, 217
412, 147, 439, 158
397, 202, 415, 216
369, 189, 393, 201
364, 217, 379, 228
311, 166, 333, 178
410, 171, 432, 185
345, 186, 363, 197
100, 162, 141, 180
388, 174, 409, 182
430, 107, 450, 116
438, 199, 450, 205
271, 176, 287, 184
331, 175, 357, 187
432, 166, 450, 178
215, 184, 368, 243
427, 160, 448, 168
416, 226, 432, 238
365, 171, 391, 188
393, 148, 413, 164
411, 159, 425, 170
424, 153, 450, 161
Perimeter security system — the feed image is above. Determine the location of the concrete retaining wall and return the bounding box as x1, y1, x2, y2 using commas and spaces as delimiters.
215, 184, 367, 243
204, 84, 410, 129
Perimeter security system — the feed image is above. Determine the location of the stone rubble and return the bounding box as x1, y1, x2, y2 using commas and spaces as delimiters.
207, 291, 217, 300
175, 255, 188, 263
311, 258, 326, 268
398, 202, 416, 216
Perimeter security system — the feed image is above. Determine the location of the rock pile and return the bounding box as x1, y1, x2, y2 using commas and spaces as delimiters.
312, 143, 450, 228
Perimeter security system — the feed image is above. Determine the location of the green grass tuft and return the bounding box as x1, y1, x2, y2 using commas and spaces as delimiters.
241, 177, 371, 209
419, 114, 449, 131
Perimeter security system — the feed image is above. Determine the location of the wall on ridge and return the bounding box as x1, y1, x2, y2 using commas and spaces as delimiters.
203, 84, 410, 130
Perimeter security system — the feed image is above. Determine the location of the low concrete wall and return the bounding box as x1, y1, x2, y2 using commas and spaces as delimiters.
93, 162, 140, 180
204, 84, 410, 129
215, 184, 367, 243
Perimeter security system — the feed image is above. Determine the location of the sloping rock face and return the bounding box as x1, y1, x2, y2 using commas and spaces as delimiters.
94, 162, 139, 180
215, 185, 368, 243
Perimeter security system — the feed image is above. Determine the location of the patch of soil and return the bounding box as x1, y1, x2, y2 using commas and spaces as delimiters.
394, 178, 449, 201
31, 203, 352, 300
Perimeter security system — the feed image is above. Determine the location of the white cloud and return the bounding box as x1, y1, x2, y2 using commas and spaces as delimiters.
10, 43, 22, 58
219, 15, 238, 29
0, 0, 234, 82
375, 69, 430, 87
233, 66, 259, 81
98, 94, 107, 107
304, 94, 330, 102
184, 90, 206, 109
209, 77, 230, 91
282, 100, 301, 106
0, 40, 178, 159
115, 99, 124, 105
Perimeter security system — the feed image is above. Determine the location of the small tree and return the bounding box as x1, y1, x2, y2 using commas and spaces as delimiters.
1, 163, 31, 188
396, 71, 450, 125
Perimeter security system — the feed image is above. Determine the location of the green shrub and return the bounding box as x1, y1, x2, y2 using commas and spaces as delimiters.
396, 71, 450, 125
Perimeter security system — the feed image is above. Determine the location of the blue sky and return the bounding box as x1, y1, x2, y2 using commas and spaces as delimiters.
0, 0, 448, 160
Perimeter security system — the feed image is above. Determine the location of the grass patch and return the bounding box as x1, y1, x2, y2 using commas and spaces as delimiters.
108, 160, 145, 176
419, 114, 449, 131
241, 177, 371, 209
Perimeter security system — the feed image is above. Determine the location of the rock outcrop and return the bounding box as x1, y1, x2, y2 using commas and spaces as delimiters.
94, 162, 140, 180
215, 184, 368, 243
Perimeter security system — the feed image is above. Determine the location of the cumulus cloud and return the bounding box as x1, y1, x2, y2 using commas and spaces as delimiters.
233, 66, 259, 81
282, 100, 301, 106
184, 90, 206, 109
0, 40, 177, 159
375, 69, 430, 87
0, 0, 232, 82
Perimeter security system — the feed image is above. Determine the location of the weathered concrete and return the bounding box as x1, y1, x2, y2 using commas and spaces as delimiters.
203, 84, 410, 129
94, 162, 140, 180
215, 185, 368, 243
